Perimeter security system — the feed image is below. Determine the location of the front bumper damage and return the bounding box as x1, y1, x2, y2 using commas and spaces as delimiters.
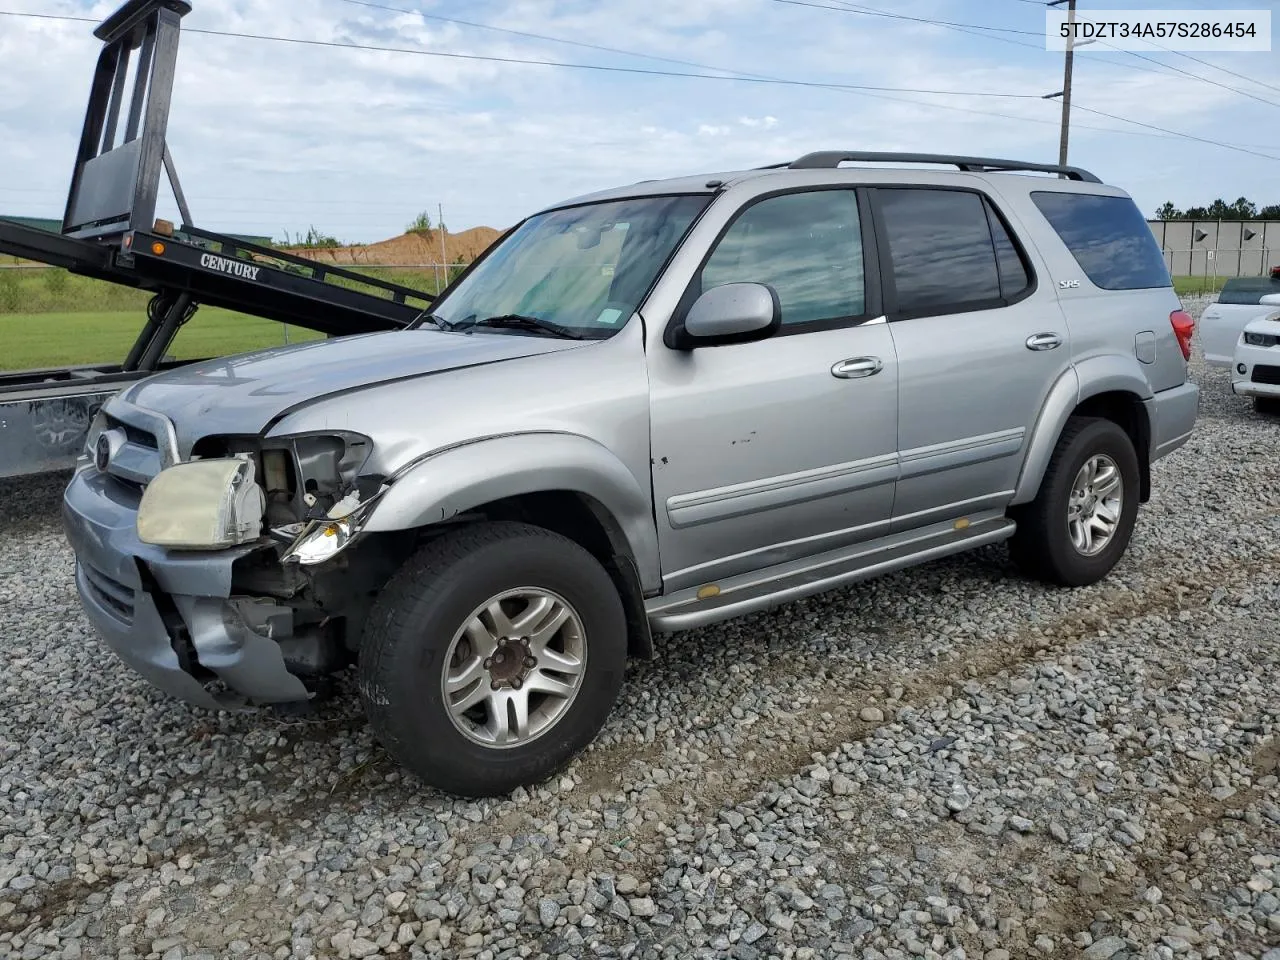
63, 467, 310, 710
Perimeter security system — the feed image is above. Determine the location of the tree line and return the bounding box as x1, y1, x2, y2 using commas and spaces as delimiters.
1155, 198, 1280, 221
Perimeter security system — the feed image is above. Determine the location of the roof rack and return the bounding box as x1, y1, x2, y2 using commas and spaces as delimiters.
786, 151, 1102, 183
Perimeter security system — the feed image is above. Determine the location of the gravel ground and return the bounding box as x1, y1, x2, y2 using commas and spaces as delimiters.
2, 297, 1278, 960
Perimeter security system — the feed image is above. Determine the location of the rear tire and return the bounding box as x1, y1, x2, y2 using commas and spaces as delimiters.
1010, 416, 1140, 587
358, 521, 628, 797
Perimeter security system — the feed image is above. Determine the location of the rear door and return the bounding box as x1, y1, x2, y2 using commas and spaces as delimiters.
870, 185, 1071, 533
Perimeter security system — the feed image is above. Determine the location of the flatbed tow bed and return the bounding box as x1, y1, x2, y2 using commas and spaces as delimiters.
0, 0, 435, 478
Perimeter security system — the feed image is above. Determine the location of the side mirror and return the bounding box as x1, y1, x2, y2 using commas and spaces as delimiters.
1259, 293, 1280, 307
669, 282, 781, 349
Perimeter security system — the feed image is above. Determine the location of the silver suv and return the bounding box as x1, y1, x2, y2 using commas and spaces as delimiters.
63, 151, 1200, 797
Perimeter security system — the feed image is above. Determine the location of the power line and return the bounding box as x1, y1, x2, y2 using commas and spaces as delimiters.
768, 0, 1041, 36
796, 0, 1212, 85
996, 0, 1280, 97
1072, 103, 1280, 161
1166, 50, 1280, 95
338, 0, 1185, 140
1164, 50, 1280, 96
339, 0, 747, 77
0, 10, 1046, 100
3, 8, 1278, 165
0, 7, 1161, 150
992, 0, 1280, 107
1100, 43, 1280, 109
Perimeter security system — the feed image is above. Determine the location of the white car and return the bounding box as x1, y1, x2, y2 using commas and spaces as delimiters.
1200, 268, 1280, 367
1231, 297, 1280, 414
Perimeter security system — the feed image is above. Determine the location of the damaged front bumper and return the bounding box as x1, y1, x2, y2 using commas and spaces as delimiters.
62, 467, 310, 710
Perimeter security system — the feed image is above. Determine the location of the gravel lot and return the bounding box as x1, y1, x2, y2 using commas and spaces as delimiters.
2, 298, 1278, 960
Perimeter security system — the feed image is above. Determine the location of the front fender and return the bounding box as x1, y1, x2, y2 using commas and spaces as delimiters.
1012, 356, 1154, 505
362, 432, 661, 590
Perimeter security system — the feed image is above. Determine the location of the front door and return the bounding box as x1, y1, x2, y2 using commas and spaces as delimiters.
869, 185, 1072, 532
646, 187, 900, 593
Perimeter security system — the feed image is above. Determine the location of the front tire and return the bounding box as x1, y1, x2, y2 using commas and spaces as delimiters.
358, 521, 628, 797
1255, 397, 1280, 417
1010, 416, 1140, 587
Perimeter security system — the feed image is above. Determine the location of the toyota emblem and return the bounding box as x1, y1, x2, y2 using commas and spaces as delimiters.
95, 434, 112, 473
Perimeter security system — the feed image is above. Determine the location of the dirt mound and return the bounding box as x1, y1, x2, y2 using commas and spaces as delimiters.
285, 226, 503, 266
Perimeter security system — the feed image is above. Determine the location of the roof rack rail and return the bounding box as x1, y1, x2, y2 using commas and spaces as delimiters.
787, 151, 1101, 183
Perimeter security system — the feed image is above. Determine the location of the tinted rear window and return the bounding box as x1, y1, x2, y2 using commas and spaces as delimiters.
878, 188, 1002, 314
1219, 277, 1280, 305
1031, 191, 1171, 291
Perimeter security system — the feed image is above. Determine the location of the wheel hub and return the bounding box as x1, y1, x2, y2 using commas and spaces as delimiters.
485, 637, 536, 689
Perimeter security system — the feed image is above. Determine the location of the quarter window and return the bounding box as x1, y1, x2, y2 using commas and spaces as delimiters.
1030, 191, 1171, 291
698, 190, 866, 328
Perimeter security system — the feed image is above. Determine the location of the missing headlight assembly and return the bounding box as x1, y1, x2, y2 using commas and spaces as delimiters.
174, 431, 387, 564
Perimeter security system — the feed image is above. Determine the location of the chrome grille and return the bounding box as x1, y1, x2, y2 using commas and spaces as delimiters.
95, 398, 180, 486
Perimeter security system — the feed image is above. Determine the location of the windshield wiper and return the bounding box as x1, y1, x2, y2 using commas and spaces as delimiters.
406, 312, 459, 332
454, 314, 585, 340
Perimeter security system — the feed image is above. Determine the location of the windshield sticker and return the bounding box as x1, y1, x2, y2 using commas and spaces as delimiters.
596, 308, 624, 325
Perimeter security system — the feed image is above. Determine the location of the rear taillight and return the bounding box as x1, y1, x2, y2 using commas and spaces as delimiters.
1170, 310, 1195, 361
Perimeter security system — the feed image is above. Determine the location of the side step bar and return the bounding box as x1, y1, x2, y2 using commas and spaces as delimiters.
646, 516, 1015, 632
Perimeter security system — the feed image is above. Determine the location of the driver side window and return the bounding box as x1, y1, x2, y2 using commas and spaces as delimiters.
699, 190, 866, 330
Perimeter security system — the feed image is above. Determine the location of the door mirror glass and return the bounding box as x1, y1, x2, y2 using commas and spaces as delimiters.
680, 282, 781, 347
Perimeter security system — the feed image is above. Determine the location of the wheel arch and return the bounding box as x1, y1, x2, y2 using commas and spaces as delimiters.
1013, 360, 1153, 505
362, 433, 659, 659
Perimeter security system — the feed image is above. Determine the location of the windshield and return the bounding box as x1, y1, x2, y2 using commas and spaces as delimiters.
428, 194, 712, 338
1219, 276, 1280, 305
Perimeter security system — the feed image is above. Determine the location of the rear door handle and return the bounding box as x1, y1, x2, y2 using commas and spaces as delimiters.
831, 357, 883, 379
1026, 333, 1063, 351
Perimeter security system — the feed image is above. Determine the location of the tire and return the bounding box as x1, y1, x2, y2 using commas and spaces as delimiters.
358, 521, 628, 797
1255, 397, 1280, 417
1009, 416, 1140, 588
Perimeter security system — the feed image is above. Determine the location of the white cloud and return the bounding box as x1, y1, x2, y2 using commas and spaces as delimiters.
0, 0, 1276, 242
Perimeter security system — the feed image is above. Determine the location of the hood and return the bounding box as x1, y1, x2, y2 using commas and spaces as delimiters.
1244, 315, 1280, 335
123, 329, 585, 449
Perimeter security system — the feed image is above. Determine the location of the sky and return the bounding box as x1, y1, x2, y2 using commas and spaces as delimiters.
1, 0, 1278, 245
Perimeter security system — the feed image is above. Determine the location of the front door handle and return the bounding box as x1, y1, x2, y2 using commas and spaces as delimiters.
831, 357, 883, 379
1026, 333, 1063, 351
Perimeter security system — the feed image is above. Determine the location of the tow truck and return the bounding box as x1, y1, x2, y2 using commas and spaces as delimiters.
0, 0, 435, 478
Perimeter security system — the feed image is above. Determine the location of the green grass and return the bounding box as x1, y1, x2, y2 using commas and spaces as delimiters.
0, 264, 448, 316
0, 262, 454, 370
1173, 275, 1229, 297
0, 309, 324, 371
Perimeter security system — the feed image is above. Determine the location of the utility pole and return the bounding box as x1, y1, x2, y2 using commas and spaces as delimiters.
1047, 0, 1077, 168
1057, 0, 1076, 167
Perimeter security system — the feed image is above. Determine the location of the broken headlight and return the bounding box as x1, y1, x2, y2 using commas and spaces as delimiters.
136, 457, 265, 549
257, 432, 385, 566
280, 491, 376, 566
